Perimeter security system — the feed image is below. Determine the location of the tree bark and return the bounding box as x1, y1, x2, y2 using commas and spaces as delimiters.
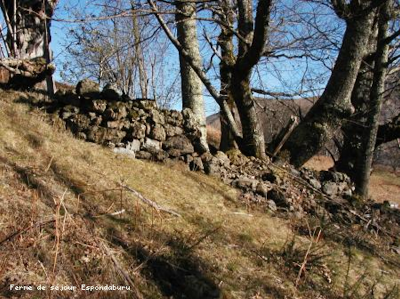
283, 2, 377, 167
0, 0, 57, 93
176, 0, 209, 153
218, 0, 238, 152
0, 0, 58, 59
335, 31, 377, 181
355, 0, 391, 198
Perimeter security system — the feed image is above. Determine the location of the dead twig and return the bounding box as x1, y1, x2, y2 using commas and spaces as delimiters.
121, 184, 181, 217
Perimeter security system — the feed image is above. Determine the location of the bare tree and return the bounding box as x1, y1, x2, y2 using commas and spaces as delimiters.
176, 0, 209, 152
283, 0, 382, 167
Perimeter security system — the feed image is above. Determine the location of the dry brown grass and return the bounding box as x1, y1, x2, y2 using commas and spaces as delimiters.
0, 90, 399, 299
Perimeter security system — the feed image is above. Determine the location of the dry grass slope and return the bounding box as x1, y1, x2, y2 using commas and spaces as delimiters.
0, 89, 399, 299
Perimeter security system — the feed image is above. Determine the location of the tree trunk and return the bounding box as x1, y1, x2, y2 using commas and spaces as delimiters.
335, 32, 377, 181
0, 0, 57, 93
283, 8, 376, 167
0, 0, 57, 59
176, 0, 209, 153
218, 0, 238, 152
354, 1, 391, 198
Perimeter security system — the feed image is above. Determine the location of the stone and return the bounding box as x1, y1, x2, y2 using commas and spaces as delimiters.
149, 109, 165, 125
190, 157, 204, 171
267, 189, 289, 208
142, 138, 161, 151
163, 135, 194, 154
256, 183, 270, 197
102, 83, 122, 100
167, 148, 182, 158
86, 126, 126, 144
113, 147, 135, 159
262, 172, 280, 184
136, 151, 152, 160
322, 182, 338, 196
215, 151, 230, 167
61, 105, 79, 119
308, 178, 322, 190
226, 149, 249, 166
130, 123, 146, 139
233, 177, 258, 191
126, 139, 141, 152
266, 200, 277, 212
137, 99, 157, 110
203, 157, 220, 176
166, 110, 183, 126
88, 100, 107, 113
57, 91, 80, 107
66, 114, 91, 133
105, 102, 128, 120
76, 79, 100, 97
154, 150, 169, 162
150, 124, 166, 141
165, 124, 184, 137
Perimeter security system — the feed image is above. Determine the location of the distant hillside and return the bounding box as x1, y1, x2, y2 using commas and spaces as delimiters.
207, 98, 314, 147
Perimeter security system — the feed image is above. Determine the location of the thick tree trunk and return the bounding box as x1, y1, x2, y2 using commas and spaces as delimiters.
283, 8, 376, 167
355, 1, 391, 198
335, 29, 377, 181
176, 0, 209, 153
0, 0, 57, 93
0, 0, 57, 59
218, 0, 238, 152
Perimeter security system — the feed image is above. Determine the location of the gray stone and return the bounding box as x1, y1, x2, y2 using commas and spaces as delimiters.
130, 123, 146, 139
126, 139, 141, 152
113, 147, 135, 159
61, 105, 80, 119
66, 114, 91, 133
267, 189, 289, 208
154, 150, 169, 162
86, 126, 126, 144
256, 183, 270, 197
167, 148, 182, 158
215, 151, 231, 167
76, 79, 100, 97
136, 151, 152, 160
322, 182, 338, 196
150, 109, 165, 125
137, 99, 157, 110
163, 135, 194, 154
102, 83, 122, 100
150, 124, 166, 141
308, 178, 322, 190
88, 100, 107, 113
142, 138, 161, 151
165, 124, 184, 137
233, 177, 258, 191
190, 157, 204, 171
266, 200, 277, 212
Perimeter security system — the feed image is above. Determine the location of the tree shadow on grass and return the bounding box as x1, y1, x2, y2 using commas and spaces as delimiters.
109, 229, 221, 299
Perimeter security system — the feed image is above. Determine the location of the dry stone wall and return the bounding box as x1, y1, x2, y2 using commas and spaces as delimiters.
53, 79, 206, 169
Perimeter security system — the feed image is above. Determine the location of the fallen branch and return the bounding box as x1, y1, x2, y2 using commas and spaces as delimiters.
99, 240, 143, 299
121, 184, 181, 217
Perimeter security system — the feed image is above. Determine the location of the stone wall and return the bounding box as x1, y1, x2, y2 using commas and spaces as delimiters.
53, 79, 205, 169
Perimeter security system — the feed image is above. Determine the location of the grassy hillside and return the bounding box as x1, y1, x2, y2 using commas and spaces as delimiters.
0, 89, 399, 299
